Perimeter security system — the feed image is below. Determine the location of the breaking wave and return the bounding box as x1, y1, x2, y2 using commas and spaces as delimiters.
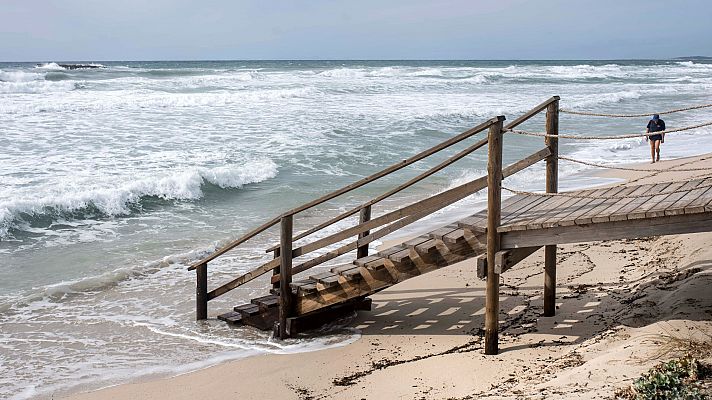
0, 160, 278, 239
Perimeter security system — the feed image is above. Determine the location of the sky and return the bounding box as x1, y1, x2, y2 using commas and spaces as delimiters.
1, 0, 710, 61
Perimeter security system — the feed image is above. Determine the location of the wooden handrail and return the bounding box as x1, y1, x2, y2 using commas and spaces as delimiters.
266, 146, 551, 285
211, 147, 551, 297
264, 96, 560, 255
504, 96, 559, 130
278, 116, 501, 219
188, 217, 281, 270
266, 135, 491, 253
193, 97, 560, 315
189, 117, 497, 270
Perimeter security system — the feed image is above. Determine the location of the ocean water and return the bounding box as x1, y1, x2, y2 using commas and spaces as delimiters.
1, 59, 711, 399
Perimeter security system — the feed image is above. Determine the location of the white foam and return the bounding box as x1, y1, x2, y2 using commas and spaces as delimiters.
33, 62, 66, 71
0, 160, 278, 238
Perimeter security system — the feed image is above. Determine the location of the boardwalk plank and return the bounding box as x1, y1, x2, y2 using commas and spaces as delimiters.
666, 177, 712, 216
526, 188, 599, 229
646, 179, 704, 218
506, 193, 568, 231
626, 181, 679, 220
541, 188, 611, 228
589, 183, 657, 223
578, 186, 638, 225
572, 186, 630, 226
684, 181, 712, 214
498, 195, 552, 231
607, 183, 668, 222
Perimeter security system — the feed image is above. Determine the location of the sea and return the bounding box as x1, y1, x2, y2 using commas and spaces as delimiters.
1, 59, 711, 399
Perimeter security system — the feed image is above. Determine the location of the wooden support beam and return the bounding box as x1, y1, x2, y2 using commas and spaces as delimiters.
279, 215, 294, 339
485, 116, 505, 355
495, 246, 541, 274
476, 246, 541, 277
357, 205, 372, 259
501, 212, 712, 248
544, 97, 559, 318
196, 263, 208, 320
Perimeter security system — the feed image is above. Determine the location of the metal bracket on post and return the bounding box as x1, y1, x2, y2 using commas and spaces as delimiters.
544, 96, 559, 317
484, 116, 505, 355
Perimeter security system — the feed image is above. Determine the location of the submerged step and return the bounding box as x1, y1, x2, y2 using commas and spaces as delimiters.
217, 311, 243, 324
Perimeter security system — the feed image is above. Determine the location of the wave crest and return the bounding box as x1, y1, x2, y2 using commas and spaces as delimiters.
0, 160, 278, 239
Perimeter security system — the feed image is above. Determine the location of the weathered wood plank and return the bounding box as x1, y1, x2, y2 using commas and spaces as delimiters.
572, 186, 631, 225
647, 179, 705, 218
587, 185, 642, 224
608, 182, 673, 222
501, 212, 712, 249
498, 195, 550, 230
589, 183, 657, 223
664, 178, 712, 216
555, 187, 621, 227
525, 188, 598, 229
627, 181, 686, 220
684, 184, 712, 214
217, 311, 243, 324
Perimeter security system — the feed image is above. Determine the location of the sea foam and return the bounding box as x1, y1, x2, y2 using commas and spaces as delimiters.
0, 160, 278, 239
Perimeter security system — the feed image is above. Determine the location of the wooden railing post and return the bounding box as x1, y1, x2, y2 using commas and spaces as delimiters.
272, 248, 281, 290
544, 96, 560, 317
196, 263, 208, 320
485, 115, 505, 355
357, 205, 372, 259
278, 215, 294, 339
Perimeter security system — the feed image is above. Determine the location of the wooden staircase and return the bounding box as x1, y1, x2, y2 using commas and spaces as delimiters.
189, 96, 563, 353
218, 219, 487, 332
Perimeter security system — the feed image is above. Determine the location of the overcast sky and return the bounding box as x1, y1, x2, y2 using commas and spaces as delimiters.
1, 0, 709, 61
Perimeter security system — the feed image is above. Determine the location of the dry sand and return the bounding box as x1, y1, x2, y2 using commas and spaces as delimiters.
65, 154, 712, 400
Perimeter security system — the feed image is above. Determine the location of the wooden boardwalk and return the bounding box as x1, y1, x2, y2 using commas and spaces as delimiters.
189, 96, 712, 354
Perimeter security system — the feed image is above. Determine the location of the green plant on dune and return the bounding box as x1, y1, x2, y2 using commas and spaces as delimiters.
617, 355, 710, 400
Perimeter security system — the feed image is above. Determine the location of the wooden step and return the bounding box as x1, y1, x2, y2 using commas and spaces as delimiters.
377, 245, 406, 258
442, 228, 468, 246
331, 264, 363, 281
414, 238, 440, 258
234, 303, 260, 317
388, 248, 415, 266
429, 225, 459, 241
458, 215, 487, 233
251, 294, 279, 309
353, 254, 381, 267
340, 266, 364, 280
309, 271, 340, 288
290, 279, 318, 296
217, 311, 243, 324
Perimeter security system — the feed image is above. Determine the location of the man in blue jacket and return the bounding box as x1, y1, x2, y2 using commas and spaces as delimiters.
646, 114, 665, 163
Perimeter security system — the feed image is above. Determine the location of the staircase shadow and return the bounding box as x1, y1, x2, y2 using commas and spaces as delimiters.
348, 260, 712, 353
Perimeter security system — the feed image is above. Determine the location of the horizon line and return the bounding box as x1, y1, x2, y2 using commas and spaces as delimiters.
1, 56, 710, 63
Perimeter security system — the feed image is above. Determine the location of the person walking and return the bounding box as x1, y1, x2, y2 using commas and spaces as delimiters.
646, 114, 665, 163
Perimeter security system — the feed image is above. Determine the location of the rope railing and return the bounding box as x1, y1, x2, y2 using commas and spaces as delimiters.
506, 120, 712, 140
560, 103, 712, 118
558, 155, 712, 172
502, 180, 712, 200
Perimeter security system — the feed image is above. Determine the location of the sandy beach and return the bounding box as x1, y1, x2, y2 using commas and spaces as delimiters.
60, 153, 712, 400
